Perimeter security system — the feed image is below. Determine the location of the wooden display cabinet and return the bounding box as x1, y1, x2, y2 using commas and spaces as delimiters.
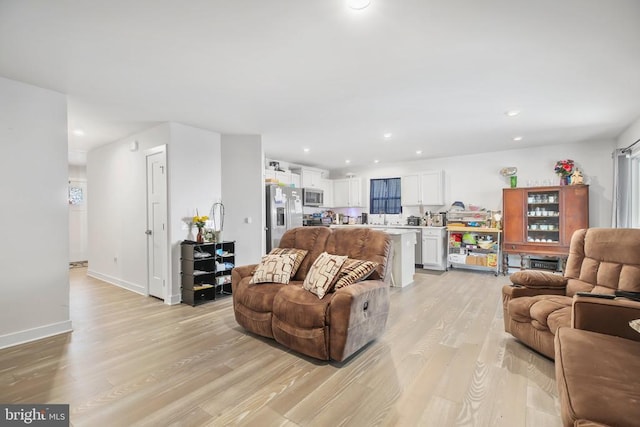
502, 185, 589, 272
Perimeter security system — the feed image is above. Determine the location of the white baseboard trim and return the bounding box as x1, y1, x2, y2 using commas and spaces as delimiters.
167, 293, 181, 305
87, 269, 146, 296
0, 320, 73, 350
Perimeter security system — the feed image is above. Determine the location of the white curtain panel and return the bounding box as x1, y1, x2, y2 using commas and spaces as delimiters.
611, 149, 632, 227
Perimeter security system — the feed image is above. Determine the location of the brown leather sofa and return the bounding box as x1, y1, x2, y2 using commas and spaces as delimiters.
502, 228, 640, 359
231, 226, 393, 362
555, 295, 640, 427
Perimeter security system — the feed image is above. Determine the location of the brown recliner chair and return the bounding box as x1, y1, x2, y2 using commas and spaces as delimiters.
502, 227, 640, 359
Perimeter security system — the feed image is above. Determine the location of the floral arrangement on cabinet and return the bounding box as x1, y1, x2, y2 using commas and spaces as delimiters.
554, 159, 574, 176
554, 159, 575, 185
554, 159, 585, 185
192, 212, 209, 243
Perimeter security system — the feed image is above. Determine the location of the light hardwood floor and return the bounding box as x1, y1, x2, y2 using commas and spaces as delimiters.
0, 267, 562, 426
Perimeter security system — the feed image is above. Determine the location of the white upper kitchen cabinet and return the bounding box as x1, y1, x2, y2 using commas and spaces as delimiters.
349, 177, 362, 206
333, 177, 362, 207
301, 169, 323, 188
320, 179, 334, 207
401, 174, 421, 205
401, 170, 444, 206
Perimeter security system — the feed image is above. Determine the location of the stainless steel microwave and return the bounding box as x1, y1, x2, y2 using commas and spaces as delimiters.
303, 188, 323, 207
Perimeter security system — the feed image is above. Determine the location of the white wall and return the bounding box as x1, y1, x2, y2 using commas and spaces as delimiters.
88, 123, 171, 294
617, 115, 640, 149
221, 135, 264, 265
87, 122, 221, 304
331, 139, 615, 227
69, 164, 87, 180
167, 123, 221, 302
0, 76, 71, 348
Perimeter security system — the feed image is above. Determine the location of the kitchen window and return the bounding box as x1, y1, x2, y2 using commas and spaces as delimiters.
370, 178, 402, 214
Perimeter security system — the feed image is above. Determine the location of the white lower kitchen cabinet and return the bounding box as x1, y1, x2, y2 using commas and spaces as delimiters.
421, 227, 447, 270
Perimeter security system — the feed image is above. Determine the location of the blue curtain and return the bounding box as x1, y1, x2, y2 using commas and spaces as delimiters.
370, 178, 401, 214
387, 178, 401, 214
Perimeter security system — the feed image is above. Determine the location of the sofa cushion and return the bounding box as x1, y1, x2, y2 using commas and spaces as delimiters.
235, 278, 286, 313
303, 252, 348, 299
268, 247, 308, 276
547, 306, 571, 335
250, 253, 297, 284
325, 228, 392, 281
565, 228, 640, 295
555, 328, 640, 427
273, 284, 332, 329
334, 259, 378, 289
272, 284, 333, 360
278, 226, 333, 282
508, 295, 572, 331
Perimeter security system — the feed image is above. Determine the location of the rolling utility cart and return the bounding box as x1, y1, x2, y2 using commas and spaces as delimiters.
447, 226, 501, 276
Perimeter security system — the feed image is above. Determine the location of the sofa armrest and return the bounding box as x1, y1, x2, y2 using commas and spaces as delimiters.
329, 279, 390, 361
509, 270, 567, 289
572, 295, 640, 342
231, 264, 258, 293
502, 284, 566, 299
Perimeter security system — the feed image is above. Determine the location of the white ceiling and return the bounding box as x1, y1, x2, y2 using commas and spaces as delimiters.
1, 0, 639, 171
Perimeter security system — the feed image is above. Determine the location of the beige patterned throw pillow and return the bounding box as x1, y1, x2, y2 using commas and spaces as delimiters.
250, 253, 297, 284
334, 259, 379, 289
303, 252, 348, 299
269, 248, 308, 276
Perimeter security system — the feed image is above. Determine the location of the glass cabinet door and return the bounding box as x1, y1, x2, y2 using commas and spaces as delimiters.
526, 190, 560, 244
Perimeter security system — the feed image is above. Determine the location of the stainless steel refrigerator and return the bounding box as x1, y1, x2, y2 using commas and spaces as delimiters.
266, 185, 303, 252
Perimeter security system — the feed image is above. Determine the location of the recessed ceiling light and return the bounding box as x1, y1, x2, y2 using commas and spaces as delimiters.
348, 0, 371, 10
374, 159, 379, 164
73, 129, 85, 136
303, 148, 310, 152
505, 110, 521, 117
345, 159, 351, 164
416, 150, 423, 155
513, 136, 523, 141
383, 132, 392, 139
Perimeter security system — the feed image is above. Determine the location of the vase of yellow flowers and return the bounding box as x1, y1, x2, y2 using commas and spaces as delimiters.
192, 213, 209, 243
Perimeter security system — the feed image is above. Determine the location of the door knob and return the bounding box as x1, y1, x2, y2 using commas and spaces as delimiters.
145, 230, 152, 235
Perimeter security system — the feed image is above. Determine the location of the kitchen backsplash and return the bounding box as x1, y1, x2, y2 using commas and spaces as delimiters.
367, 214, 404, 225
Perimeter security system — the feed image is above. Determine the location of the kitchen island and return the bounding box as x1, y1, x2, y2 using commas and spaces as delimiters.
330, 225, 434, 287
329, 224, 447, 272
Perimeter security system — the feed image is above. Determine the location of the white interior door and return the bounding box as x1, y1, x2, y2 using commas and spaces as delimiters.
146, 146, 168, 300
68, 179, 88, 262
